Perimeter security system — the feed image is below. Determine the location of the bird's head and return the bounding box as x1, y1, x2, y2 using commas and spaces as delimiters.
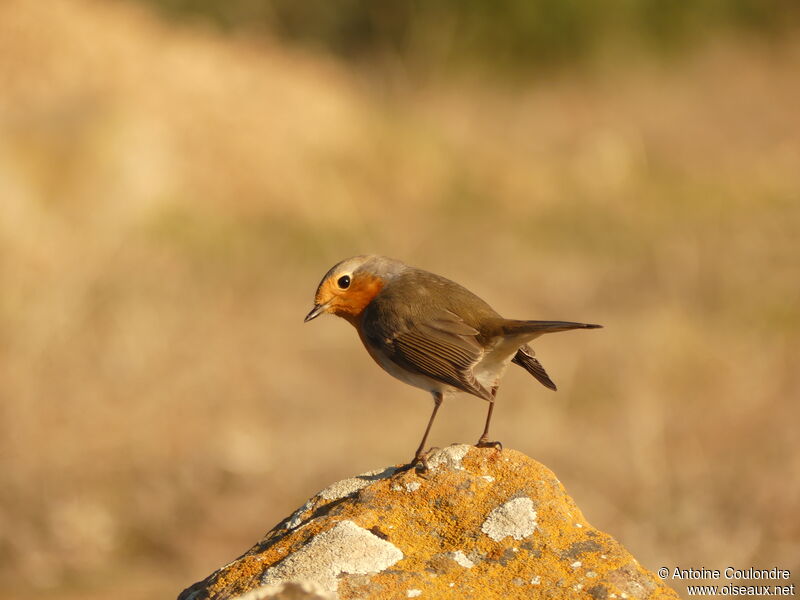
304, 255, 404, 324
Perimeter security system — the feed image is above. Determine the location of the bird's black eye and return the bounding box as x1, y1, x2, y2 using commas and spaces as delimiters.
337, 275, 351, 289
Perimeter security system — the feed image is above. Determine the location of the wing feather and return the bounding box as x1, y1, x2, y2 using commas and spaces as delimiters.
364, 305, 491, 400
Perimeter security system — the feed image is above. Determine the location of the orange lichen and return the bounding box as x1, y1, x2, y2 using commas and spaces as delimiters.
191, 447, 679, 600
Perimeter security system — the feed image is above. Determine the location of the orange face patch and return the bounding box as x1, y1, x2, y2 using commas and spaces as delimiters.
317, 273, 384, 324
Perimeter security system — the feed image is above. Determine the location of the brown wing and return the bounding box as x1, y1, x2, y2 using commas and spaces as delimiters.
512, 344, 557, 391
364, 306, 492, 400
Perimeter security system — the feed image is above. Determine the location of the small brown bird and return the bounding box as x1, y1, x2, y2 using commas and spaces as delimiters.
305, 255, 601, 464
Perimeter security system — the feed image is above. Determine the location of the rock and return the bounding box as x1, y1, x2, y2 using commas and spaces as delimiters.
178, 446, 678, 600
233, 581, 335, 600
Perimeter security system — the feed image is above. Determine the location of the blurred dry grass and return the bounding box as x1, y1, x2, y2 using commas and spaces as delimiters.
1, 0, 799, 598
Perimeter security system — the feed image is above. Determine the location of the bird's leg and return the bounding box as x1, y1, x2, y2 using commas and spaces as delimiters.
476, 387, 503, 451
411, 392, 443, 465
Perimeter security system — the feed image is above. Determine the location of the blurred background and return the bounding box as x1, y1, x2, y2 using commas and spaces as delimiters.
1, 0, 799, 598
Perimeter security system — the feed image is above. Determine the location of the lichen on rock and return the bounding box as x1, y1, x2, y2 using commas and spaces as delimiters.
178, 445, 679, 600
481, 496, 538, 541
261, 520, 403, 591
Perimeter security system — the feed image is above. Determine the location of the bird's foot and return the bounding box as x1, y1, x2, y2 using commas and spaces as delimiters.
404, 446, 440, 473
475, 438, 503, 452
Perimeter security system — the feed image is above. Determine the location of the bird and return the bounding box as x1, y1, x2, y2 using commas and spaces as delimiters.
304, 255, 601, 464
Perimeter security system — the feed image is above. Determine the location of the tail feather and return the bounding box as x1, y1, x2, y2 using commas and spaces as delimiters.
506, 321, 600, 391
503, 320, 602, 336
512, 346, 557, 390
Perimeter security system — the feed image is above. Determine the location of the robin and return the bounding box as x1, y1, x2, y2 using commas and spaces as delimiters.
304, 255, 601, 464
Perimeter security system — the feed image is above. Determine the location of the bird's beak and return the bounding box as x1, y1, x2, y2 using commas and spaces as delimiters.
304, 301, 331, 322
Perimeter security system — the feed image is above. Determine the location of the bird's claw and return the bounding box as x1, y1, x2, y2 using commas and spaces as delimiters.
475, 438, 503, 452
407, 446, 440, 473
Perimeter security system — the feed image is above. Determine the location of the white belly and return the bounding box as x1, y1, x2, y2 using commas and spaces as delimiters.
473, 336, 528, 390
